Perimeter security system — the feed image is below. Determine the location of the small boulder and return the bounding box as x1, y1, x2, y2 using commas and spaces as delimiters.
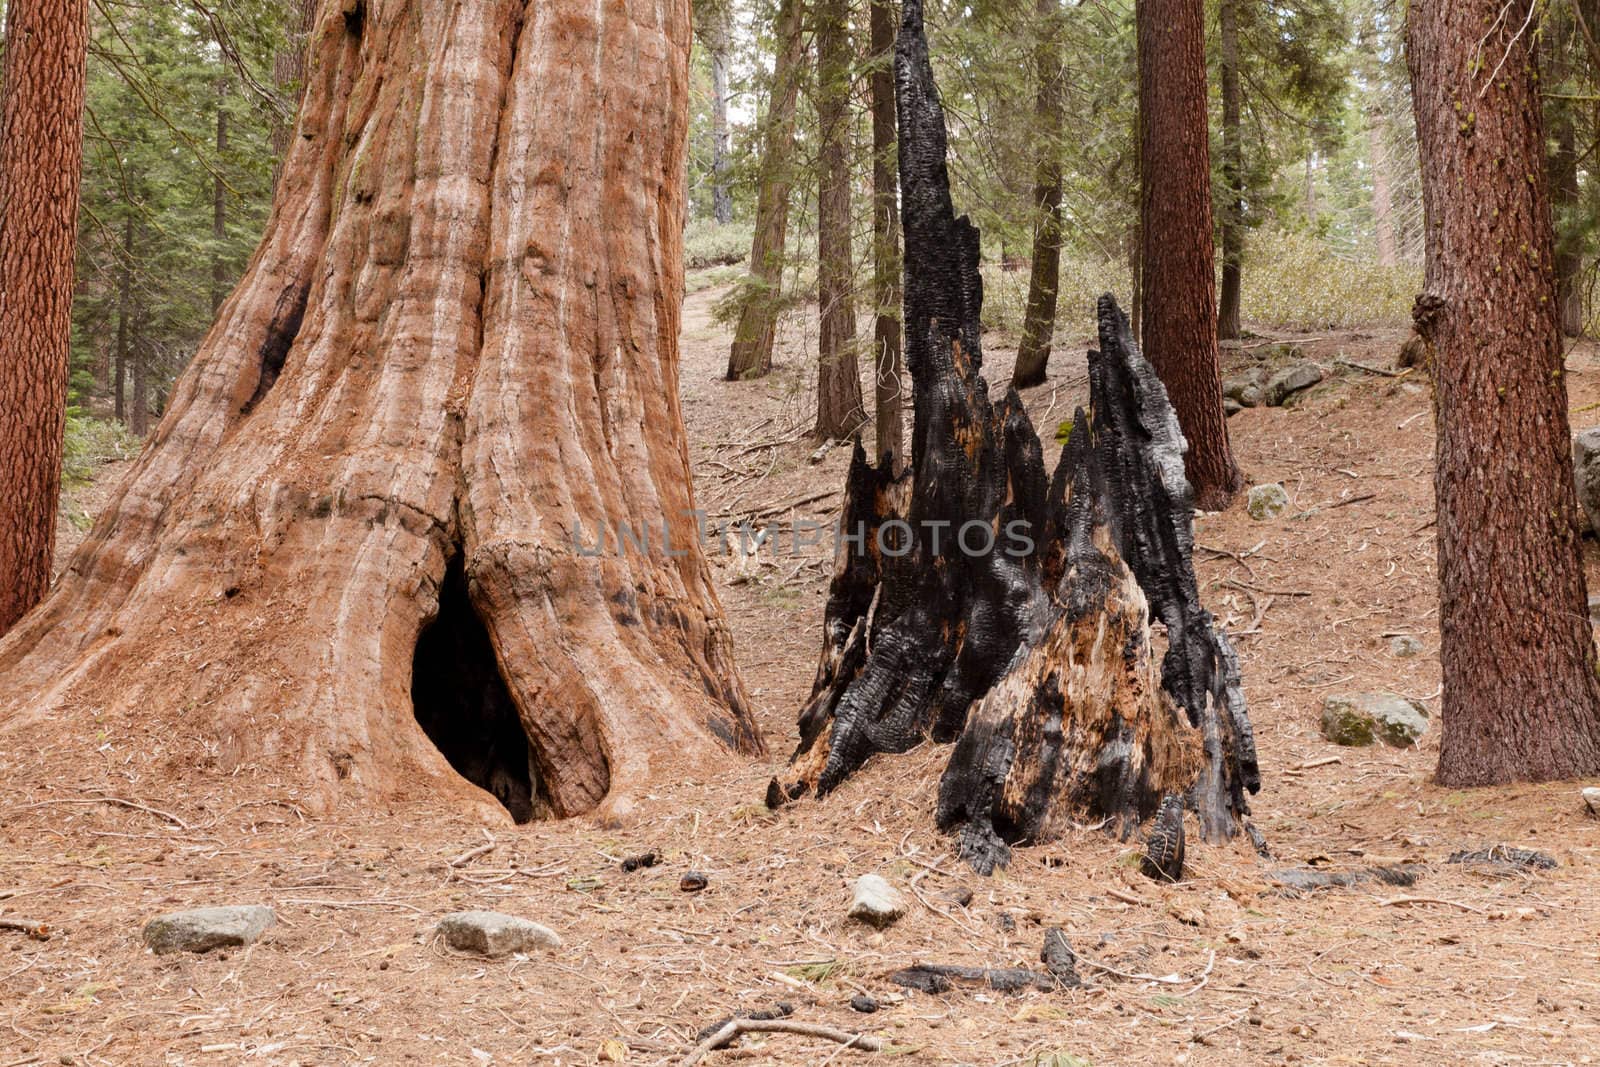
1389, 634, 1423, 658
436, 911, 561, 957
847, 874, 905, 928
143, 905, 276, 955
1223, 368, 1270, 407
1583, 787, 1600, 817
1246, 483, 1290, 521
1265, 363, 1324, 406
1320, 692, 1429, 748
1223, 397, 1243, 417
1573, 428, 1600, 534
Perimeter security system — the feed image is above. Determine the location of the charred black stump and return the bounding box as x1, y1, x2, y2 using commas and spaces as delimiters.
769, 0, 1259, 873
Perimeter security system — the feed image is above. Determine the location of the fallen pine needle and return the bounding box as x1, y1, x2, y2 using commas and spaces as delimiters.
678, 1019, 883, 1066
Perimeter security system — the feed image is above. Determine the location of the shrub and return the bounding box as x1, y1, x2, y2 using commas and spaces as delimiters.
684, 218, 754, 270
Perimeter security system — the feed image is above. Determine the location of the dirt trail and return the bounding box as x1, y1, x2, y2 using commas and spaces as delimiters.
2, 283, 1599, 1065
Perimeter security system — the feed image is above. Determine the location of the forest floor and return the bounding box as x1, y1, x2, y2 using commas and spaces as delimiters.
5, 278, 1600, 1066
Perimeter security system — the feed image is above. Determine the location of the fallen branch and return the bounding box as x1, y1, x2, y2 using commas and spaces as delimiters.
1376, 895, 1485, 914
0, 917, 51, 940
1335, 356, 1407, 378
679, 1019, 883, 1066
448, 842, 496, 868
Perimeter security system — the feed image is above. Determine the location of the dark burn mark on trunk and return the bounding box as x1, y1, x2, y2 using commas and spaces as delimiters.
412, 548, 548, 823
242, 282, 310, 414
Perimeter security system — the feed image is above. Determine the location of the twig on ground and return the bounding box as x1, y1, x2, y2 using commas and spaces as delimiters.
448, 842, 496, 868
678, 1019, 883, 1066
1335, 357, 1406, 378
1376, 895, 1485, 914
0, 918, 51, 940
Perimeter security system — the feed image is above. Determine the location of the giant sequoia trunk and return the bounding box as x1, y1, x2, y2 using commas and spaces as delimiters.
0, 0, 762, 820
770, 0, 1259, 873
1408, 0, 1600, 784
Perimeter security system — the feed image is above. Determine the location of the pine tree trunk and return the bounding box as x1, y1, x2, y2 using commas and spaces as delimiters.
1408, 0, 1600, 784
131, 339, 149, 437
869, 0, 903, 470
772, 0, 1258, 872
1549, 101, 1584, 338
0, 0, 89, 634
114, 217, 132, 424
815, 0, 865, 439
1137, 0, 1240, 511
709, 21, 733, 226
1215, 0, 1243, 343
1369, 108, 1398, 268
213, 77, 229, 315
0, 0, 763, 820
1012, 0, 1063, 391
726, 0, 805, 381
269, 0, 318, 187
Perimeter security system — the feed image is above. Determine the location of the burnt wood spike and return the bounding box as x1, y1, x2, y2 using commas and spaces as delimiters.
768, 0, 1260, 871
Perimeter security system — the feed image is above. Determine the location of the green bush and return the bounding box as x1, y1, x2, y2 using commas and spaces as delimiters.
1240, 230, 1418, 331
983, 256, 1130, 340
982, 230, 1417, 342
684, 218, 754, 270
62, 409, 138, 486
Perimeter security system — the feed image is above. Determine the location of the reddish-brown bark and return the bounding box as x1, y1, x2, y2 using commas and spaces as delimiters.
1215, 0, 1243, 343
0, 0, 762, 820
0, 0, 89, 634
1136, 0, 1241, 511
1408, 0, 1600, 784
815, 0, 866, 439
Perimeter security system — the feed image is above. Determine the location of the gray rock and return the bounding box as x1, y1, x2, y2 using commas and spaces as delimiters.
1223, 397, 1243, 417
1389, 634, 1423, 658
847, 874, 905, 928
1589, 596, 1600, 626
436, 911, 561, 957
1223, 368, 1270, 407
1321, 692, 1430, 748
1265, 363, 1324, 406
1583, 787, 1600, 817
1574, 428, 1600, 534
1246, 483, 1290, 521
143, 906, 276, 955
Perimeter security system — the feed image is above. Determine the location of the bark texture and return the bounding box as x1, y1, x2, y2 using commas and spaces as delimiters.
726, 0, 805, 380
1012, 0, 1063, 391
815, 0, 866, 439
1408, 0, 1600, 784
1137, 0, 1240, 510
1215, 0, 1243, 343
770, 0, 1258, 873
706, 10, 734, 225
0, 0, 762, 819
1550, 108, 1583, 337
1368, 107, 1397, 268
870, 0, 904, 470
0, 0, 90, 634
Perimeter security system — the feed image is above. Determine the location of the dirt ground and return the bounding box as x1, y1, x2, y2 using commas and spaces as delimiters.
4, 280, 1600, 1066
